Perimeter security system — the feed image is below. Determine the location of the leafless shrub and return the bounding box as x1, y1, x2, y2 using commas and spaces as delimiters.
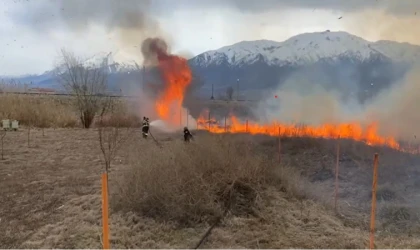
56, 48, 109, 128
98, 96, 135, 176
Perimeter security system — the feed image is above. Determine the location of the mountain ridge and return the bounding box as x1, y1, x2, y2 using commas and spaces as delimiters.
2, 31, 420, 99
191, 31, 420, 69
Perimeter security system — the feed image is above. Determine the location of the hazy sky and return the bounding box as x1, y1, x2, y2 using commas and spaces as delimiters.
1, 0, 420, 76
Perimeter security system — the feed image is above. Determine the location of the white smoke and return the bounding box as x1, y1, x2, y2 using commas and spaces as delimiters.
255, 73, 364, 125
254, 65, 420, 141
150, 107, 197, 133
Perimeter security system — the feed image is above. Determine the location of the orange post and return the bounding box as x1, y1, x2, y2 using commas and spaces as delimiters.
334, 136, 340, 212
101, 173, 110, 249
246, 120, 248, 133
278, 127, 281, 163
208, 111, 211, 130
369, 153, 379, 249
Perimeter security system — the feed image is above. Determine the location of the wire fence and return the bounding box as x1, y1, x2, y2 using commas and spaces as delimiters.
0, 91, 260, 103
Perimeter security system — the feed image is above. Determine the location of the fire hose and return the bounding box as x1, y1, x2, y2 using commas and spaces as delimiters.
148, 128, 163, 148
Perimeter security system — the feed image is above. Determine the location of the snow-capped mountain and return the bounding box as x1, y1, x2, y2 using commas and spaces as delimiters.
192, 31, 420, 68
5, 31, 420, 100
2, 52, 144, 92
82, 52, 141, 74
189, 31, 420, 101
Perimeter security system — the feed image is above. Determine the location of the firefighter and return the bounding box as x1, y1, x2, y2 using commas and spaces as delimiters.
142, 117, 150, 138
183, 126, 193, 142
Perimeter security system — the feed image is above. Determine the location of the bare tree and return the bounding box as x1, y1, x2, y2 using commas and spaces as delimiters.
56, 48, 109, 128
97, 96, 135, 191
226, 86, 234, 100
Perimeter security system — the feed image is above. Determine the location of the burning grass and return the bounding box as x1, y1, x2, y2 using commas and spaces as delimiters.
197, 115, 402, 150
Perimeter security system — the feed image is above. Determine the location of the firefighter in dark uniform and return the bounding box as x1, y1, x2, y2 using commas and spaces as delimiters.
183, 127, 193, 142
142, 117, 150, 138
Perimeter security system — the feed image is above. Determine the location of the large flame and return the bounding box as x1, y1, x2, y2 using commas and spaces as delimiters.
144, 38, 409, 153
153, 48, 192, 126
196, 111, 402, 150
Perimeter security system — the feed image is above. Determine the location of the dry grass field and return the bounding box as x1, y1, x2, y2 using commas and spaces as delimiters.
1, 93, 420, 248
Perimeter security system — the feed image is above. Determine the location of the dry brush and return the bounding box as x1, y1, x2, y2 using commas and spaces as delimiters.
112, 133, 311, 227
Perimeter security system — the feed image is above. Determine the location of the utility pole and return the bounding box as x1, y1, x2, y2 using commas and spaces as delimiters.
179, 108, 182, 127
187, 109, 189, 127
142, 65, 145, 92
211, 84, 214, 100
236, 79, 239, 101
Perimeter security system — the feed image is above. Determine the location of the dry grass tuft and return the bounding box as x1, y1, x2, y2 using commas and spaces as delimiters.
114, 134, 269, 225
113, 133, 311, 226
0, 94, 77, 127
377, 203, 420, 234
95, 114, 140, 128
95, 100, 141, 128
0, 94, 141, 128
375, 184, 397, 202
379, 204, 412, 222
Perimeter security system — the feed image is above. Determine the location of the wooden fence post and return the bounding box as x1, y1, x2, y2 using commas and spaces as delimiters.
369, 153, 379, 249
246, 120, 248, 133
334, 136, 340, 213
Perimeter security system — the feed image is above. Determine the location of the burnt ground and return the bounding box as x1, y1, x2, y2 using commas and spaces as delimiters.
253, 134, 420, 233
1, 128, 420, 248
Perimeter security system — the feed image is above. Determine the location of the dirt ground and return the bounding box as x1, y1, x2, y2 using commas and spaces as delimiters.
1, 128, 420, 248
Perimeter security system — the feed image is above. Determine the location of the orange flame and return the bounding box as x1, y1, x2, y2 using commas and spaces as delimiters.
153, 48, 192, 125
143, 39, 413, 153
197, 112, 401, 150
